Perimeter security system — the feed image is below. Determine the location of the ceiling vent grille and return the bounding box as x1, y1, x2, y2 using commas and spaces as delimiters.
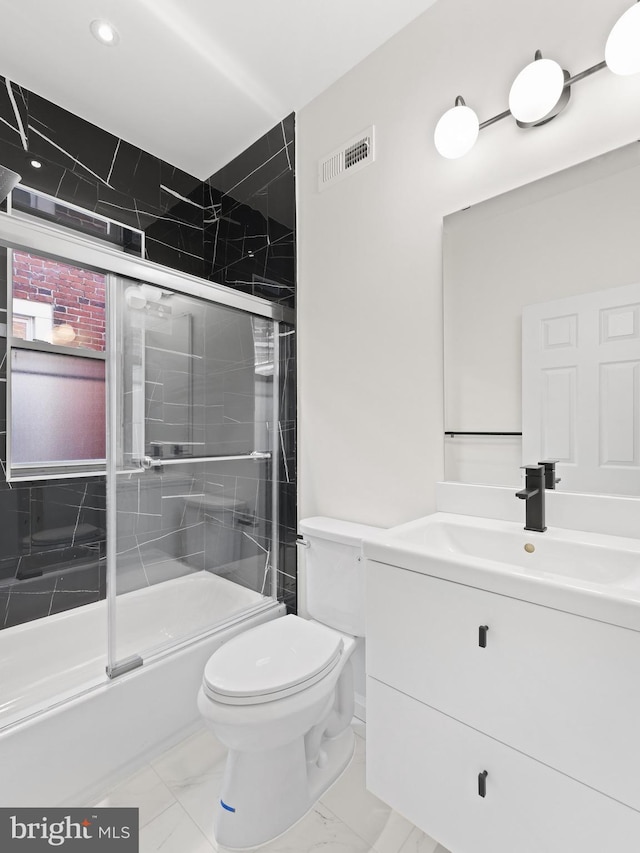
318, 126, 375, 192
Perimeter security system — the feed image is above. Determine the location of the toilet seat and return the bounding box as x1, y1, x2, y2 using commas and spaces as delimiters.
202, 615, 344, 706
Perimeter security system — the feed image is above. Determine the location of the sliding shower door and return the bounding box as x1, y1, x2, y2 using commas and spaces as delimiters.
107, 276, 279, 675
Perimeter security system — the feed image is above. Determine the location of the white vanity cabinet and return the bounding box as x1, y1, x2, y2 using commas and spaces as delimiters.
365, 558, 640, 853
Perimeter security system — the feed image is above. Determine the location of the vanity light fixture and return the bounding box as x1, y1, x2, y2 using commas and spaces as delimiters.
434, 1, 640, 158
90, 19, 119, 46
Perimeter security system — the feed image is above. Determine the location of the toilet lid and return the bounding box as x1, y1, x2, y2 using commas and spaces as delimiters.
203, 615, 343, 703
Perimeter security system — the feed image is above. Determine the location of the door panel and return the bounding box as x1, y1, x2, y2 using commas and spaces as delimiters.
522, 282, 640, 494
107, 277, 278, 670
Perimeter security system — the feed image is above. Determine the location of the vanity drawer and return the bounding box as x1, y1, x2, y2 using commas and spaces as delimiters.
366, 677, 640, 853
366, 559, 640, 810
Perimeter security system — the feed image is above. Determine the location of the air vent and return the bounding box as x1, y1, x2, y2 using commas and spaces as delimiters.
318, 126, 375, 192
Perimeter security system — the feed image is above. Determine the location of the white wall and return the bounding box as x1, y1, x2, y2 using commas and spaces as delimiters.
297, 0, 640, 544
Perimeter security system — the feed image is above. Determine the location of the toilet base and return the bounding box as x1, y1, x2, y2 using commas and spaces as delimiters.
214, 726, 355, 849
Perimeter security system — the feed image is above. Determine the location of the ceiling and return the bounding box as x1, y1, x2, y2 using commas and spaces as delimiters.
0, 0, 438, 179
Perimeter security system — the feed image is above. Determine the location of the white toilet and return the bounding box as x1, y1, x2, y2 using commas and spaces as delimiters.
197, 516, 379, 849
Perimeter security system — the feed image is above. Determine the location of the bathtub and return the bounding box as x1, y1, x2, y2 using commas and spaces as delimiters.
0, 570, 284, 806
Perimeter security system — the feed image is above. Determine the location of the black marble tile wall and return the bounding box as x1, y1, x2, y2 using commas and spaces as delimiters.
0, 79, 207, 276
114, 459, 272, 601
204, 115, 296, 308
0, 77, 295, 306
0, 77, 297, 625
0, 477, 106, 630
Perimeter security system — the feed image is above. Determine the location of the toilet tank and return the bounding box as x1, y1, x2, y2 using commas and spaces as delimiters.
299, 516, 382, 637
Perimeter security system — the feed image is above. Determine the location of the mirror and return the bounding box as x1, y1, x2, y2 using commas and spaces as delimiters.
443, 141, 640, 497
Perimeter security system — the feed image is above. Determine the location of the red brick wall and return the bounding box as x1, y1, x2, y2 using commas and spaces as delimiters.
12, 251, 106, 352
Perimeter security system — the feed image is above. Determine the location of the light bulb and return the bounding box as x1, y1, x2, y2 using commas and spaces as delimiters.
434, 100, 479, 159
90, 19, 119, 46
52, 324, 76, 345
606, 3, 640, 75
509, 56, 567, 126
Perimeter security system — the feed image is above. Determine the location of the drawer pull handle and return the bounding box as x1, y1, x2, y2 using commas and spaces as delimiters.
478, 770, 488, 798
478, 625, 489, 648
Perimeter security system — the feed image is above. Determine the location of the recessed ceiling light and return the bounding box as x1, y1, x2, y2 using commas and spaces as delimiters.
30, 159, 42, 169
90, 19, 119, 46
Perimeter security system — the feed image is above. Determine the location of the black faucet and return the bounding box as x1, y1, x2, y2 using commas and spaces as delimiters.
515, 465, 547, 532
537, 459, 561, 490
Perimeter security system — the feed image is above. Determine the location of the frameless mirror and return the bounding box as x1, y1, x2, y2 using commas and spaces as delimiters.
443, 141, 640, 497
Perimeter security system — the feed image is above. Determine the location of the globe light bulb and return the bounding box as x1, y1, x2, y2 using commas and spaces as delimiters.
606, 2, 640, 75
434, 100, 479, 159
509, 56, 566, 125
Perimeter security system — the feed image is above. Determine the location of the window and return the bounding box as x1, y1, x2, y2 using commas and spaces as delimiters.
12, 298, 53, 342
12, 251, 106, 352
8, 251, 107, 479
11, 349, 106, 467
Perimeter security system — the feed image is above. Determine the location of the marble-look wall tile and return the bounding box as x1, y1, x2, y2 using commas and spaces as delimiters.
28, 93, 123, 188
0, 475, 106, 629
0, 79, 28, 151
204, 119, 296, 309
0, 77, 296, 308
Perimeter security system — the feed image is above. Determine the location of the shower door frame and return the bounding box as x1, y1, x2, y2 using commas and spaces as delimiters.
0, 212, 292, 676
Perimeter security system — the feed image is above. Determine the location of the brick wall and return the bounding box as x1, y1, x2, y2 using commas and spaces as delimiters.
12, 252, 106, 351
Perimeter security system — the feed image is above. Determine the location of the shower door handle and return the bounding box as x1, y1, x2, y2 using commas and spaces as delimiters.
141, 455, 163, 470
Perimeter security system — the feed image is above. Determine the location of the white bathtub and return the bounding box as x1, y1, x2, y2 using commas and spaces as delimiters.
0, 571, 284, 806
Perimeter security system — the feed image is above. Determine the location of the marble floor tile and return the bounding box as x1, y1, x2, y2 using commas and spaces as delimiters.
150, 727, 226, 789
320, 734, 414, 853
398, 827, 448, 853
140, 801, 215, 853
150, 726, 226, 843
93, 764, 176, 828
216, 801, 373, 853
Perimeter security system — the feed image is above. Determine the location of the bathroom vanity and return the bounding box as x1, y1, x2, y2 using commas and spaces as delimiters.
364, 513, 640, 852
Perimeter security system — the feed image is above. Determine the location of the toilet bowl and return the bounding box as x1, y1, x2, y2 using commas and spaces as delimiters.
197, 516, 380, 849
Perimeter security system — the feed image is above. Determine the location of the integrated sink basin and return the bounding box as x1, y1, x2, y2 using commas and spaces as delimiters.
363, 512, 640, 630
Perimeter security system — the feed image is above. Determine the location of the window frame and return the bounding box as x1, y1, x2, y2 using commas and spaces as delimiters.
12, 297, 53, 343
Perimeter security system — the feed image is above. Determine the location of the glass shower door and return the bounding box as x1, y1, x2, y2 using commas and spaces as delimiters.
106, 277, 278, 675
